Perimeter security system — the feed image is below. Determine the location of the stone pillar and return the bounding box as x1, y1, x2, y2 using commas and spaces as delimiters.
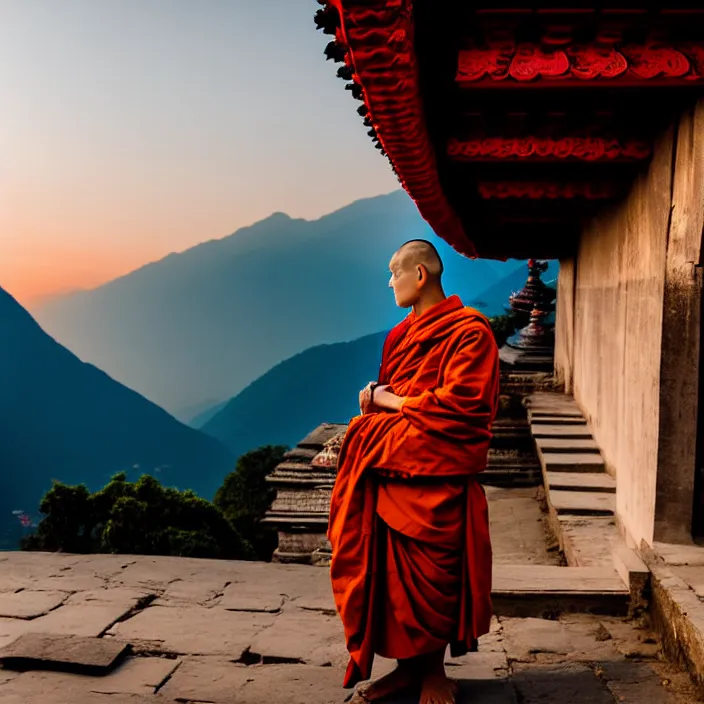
654, 101, 704, 544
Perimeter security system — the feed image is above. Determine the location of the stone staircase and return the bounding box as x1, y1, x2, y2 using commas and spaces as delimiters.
525, 391, 649, 617
527, 393, 616, 519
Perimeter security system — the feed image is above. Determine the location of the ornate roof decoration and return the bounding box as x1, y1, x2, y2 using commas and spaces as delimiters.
316, 3, 704, 259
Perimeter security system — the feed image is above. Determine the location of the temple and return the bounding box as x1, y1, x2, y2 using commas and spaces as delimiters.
315, 1, 704, 551
262, 423, 346, 564
304, 2, 704, 678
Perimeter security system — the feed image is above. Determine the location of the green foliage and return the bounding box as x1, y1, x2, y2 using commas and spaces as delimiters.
22, 472, 253, 560
215, 445, 288, 561
488, 309, 530, 348
22, 445, 290, 561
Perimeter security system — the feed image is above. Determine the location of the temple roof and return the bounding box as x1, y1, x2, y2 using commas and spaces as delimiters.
316, 2, 704, 259
266, 423, 348, 487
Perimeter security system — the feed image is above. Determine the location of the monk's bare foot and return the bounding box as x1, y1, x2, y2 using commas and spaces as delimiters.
349, 664, 420, 702
419, 670, 458, 704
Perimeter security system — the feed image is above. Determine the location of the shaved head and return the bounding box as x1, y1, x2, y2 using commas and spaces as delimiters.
392, 239, 444, 279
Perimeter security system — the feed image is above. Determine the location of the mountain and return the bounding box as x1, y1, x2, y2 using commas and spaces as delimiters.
190, 400, 228, 429
0, 287, 235, 548
35, 191, 524, 416
467, 260, 560, 318
200, 261, 561, 456
201, 331, 387, 459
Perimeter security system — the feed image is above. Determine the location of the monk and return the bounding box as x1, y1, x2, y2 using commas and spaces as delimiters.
328, 239, 499, 704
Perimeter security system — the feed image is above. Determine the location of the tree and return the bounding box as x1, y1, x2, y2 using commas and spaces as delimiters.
22, 473, 253, 560
214, 445, 288, 561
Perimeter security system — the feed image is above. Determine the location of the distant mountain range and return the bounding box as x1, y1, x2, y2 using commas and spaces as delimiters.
0, 287, 235, 548
195, 258, 559, 459
35, 191, 532, 418
466, 260, 559, 318
199, 331, 386, 458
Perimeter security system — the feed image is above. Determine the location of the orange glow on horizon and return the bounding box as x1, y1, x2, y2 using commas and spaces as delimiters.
1, 250, 149, 309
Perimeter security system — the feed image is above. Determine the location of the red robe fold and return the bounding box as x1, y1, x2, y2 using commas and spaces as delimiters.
328, 295, 499, 687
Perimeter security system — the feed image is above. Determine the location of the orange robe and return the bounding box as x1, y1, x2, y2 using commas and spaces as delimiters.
328, 295, 499, 687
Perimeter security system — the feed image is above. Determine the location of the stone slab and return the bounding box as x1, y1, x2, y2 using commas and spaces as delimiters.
530, 408, 586, 418
107, 604, 275, 658
487, 488, 562, 567
492, 565, 627, 594
0, 655, 180, 699
0, 633, 129, 673
83, 655, 181, 695
531, 424, 593, 438
500, 615, 619, 663
545, 472, 615, 493
535, 437, 600, 453
550, 490, 616, 516
597, 618, 661, 660
530, 415, 588, 425
654, 542, 704, 567
0, 591, 67, 619
528, 392, 579, 405
67, 587, 152, 606
159, 577, 232, 605
613, 547, 650, 603
555, 516, 620, 569
23, 602, 138, 638
541, 453, 605, 473
668, 565, 704, 597
219, 581, 285, 613
159, 658, 346, 704
290, 580, 336, 615
247, 607, 347, 667
0, 617, 32, 649
512, 663, 615, 704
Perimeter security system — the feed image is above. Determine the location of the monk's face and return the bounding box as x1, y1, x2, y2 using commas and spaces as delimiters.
388, 253, 420, 308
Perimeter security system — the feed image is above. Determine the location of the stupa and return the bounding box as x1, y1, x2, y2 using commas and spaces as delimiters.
263, 423, 347, 564
500, 259, 557, 371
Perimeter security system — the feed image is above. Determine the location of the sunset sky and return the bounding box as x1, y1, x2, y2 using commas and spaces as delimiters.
0, 0, 398, 307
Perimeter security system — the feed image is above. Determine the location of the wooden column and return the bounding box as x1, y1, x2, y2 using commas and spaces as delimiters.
654, 100, 704, 544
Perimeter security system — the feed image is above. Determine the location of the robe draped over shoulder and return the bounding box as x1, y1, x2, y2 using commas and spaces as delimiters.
328, 295, 500, 687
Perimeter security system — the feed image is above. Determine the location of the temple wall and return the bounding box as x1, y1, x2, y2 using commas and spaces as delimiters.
561, 100, 704, 547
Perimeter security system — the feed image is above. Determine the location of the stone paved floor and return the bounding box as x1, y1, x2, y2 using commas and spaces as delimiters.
0, 489, 700, 702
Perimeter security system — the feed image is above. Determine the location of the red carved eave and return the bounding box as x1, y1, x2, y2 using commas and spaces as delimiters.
326, 0, 476, 258
456, 43, 704, 87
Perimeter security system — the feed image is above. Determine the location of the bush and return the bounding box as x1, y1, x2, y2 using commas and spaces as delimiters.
215, 445, 287, 561
22, 473, 253, 560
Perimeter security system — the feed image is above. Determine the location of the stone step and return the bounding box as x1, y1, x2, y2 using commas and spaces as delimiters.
550, 490, 616, 516
529, 408, 584, 419
545, 471, 616, 493
540, 453, 605, 473
613, 546, 650, 617
492, 564, 628, 617
532, 424, 592, 438
530, 415, 588, 425
535, 437, 600, 453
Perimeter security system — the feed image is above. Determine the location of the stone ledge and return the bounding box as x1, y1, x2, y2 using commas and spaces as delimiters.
642, 543, 704, 695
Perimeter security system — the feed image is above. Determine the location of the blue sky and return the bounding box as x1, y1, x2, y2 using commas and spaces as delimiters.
0, 0, 398, 303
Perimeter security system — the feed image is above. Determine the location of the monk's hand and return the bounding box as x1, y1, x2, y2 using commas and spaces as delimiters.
359, 382, 375, 415
373, 384, 405, 412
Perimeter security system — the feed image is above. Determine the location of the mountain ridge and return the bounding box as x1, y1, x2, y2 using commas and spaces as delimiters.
0, 286, 235, 547
35, 191, 519, 416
